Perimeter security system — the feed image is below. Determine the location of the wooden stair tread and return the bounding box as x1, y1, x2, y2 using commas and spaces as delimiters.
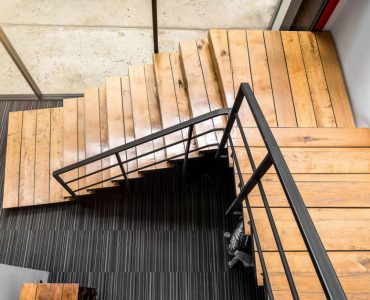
232, 127, 370, 148
255, 252, 370, 299
20, 283, 79, 300
129, 65, 168, 172
180, 39, 223, 150
235, 147, 370, 174
209, 29, 355, 128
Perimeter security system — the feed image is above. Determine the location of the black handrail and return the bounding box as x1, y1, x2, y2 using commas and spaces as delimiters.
53, 108, 230, 199
216, 83, 347, 300
53, 83, 347, 299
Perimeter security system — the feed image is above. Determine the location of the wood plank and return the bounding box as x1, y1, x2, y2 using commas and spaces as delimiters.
316, 31, 355, 127
35, 284, 63, 300
299, 31, 336, 127
208, 29, 234, 108
236, 147, 370, 174
248, 181, 370, 207
144, 64, 167, 168
196, 39, 226, 143
98, 86, 114, 187
264, 31, 297, 127
247, 30, 277, 127
19, 110, 37, 206
232, 128, 370, 148
77, 97, 90, 196
61, 284, 79, 300
169, 52, 198, 154
34, 108, 51, 205
50, 108, 64, 203
121, 76, 140, 178
20, 283, 37, 300
228, 29, 255, 127
240, 173, 370, 183
256, 252, 370, 299
252, 207, 370, 251
106, 77, 125, 180
180, 40, 217, 148
3, 111, 23, 208
63, 98, 78, 198
281, 31, 316, 127
129, 65, 156, 170
84, 87, 102, 189
153, 52, 185, 158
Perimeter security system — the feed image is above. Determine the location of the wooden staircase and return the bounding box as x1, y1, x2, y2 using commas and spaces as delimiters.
2, 29, 370, 299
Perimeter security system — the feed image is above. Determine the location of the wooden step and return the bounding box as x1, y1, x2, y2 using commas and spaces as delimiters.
179, 39, 226, 150
129, 65, 168, 172
63, 98, 91, 197
154, 51, 199, 159
106, 76, 141, 180
3, 108, 66, 208
236, 147, 370, 174
209, 29, 355, 128
255, 252, 370, 299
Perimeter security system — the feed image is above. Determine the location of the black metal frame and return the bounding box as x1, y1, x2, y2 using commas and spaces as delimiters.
53, 82, 347, 299
53, 108, 230, 200
215, 83, 347, 300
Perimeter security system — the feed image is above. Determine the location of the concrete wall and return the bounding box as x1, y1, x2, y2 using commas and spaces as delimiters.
0, 0, 278, 94
326, 0, 370, 127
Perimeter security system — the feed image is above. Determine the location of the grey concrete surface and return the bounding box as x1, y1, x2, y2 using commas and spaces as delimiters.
0, 0, 278, 94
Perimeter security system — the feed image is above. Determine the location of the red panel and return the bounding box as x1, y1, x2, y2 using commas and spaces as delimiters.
315, 0, 340, 31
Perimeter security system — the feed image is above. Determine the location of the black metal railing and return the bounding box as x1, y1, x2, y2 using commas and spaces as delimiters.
215, 83, 347, 300
53, 83, 347, 300
53, 108, 230, 200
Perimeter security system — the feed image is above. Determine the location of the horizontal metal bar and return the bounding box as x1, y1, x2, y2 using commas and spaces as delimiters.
225, 153, 273, 215
0, 26, 43, 99
240, 82, 346, 300
0, 93, 84, 101
54, 109, 230, 176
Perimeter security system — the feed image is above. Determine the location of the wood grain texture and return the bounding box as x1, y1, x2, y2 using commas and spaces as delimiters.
50, 107, 64, 202
98, 87, 114, 187
208, 29, 234, 108
299, 31, 336, 127
129, 65, 156, 170
256, 252, 370, 299
145, 64, 167, 169
236, 147, 370, 174
232, 128, 370, 148
19, 283, 37, 300
153, 52, 185, 158
61, 284, 79, 300
169, 52, 198, 154
196, 39, 226, 143
180, 39, 216, 149
121, 76, 140, 178
19, 110, 37, 206
247, 30, 277, 127
3, 111, 22, 208
252, 207, 370, 251
106, 77, 125, 180
264, 31, 296, 127
35, 283, 63, 300
316, 31, 355, 127
281, 31, 317, 127
63, 98, 78, 198
84, 87, 102, 189
228, 29, 255, 127
34, 108, 51, 205
77, 98, 90, 196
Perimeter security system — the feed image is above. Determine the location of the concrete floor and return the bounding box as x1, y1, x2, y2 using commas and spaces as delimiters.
0, 0, 278, 94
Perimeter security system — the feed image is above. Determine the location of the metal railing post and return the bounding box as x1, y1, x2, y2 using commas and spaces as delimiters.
0, 26, 43, 100
151, 0, 159, 53
182, 124, 194, 188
